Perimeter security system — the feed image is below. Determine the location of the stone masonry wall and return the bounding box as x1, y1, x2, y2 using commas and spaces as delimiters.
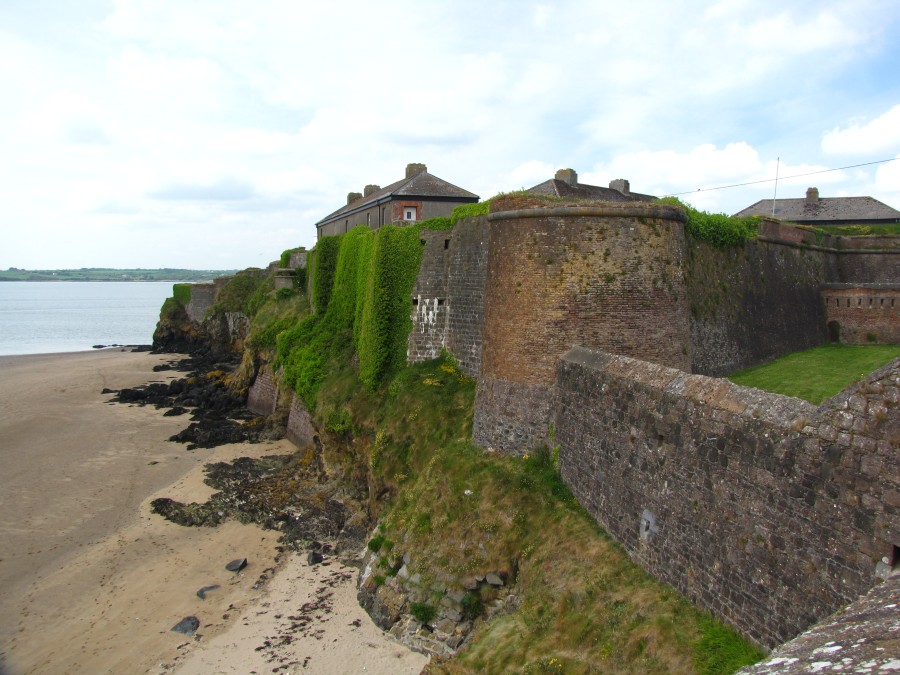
408, 229, 452, 365
286, 394, 316, 450
834, 235, 899, 285
823, 286, 900, 344
554, 346, 899, 649
687, 236, 830, 376
474, 204, 691, 453
444, 216, 490, 378
407, 216, 490, 379
247, 369, 278, 416
185, 282, 217, 323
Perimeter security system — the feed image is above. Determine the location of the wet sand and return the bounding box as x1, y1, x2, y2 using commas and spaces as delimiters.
0, 350, 427, 674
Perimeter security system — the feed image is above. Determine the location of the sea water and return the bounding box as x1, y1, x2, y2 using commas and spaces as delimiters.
0, 281, 177, 356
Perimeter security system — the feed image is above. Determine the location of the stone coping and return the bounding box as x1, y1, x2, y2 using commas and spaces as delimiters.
487, 203, 687, 222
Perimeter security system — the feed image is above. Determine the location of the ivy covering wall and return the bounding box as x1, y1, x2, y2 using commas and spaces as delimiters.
276, 224, 424, 406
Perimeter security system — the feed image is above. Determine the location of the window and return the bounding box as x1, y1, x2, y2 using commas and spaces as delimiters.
404, 206, 417, 221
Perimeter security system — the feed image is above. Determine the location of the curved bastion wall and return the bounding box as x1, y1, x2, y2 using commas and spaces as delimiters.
472, 203, 691, 453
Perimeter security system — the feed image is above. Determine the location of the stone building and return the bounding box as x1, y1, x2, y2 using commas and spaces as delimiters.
736, 187, 900, 225
527, 168, 656, 202
315, 163, 479, 238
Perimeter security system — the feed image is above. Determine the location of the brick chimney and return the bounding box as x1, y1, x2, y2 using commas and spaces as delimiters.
806, 187, 819, 204
406, 163, 427, 178
364, 184, 380, 197
555, 168, 578, 186
347, 192, 362, 205
609, 179, 630, 194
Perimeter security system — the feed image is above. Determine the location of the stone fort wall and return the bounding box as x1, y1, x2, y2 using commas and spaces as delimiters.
553, 346, 899, 649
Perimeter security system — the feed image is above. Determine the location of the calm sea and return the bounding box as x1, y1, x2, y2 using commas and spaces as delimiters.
0, 282, 177, 356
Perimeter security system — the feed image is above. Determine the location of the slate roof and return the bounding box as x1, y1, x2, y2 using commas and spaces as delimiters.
527, 178, 656, 203
316, 171, 479, 226
735, 195, 900, 224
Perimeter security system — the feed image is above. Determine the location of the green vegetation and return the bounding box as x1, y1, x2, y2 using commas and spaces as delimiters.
659, 198, 759, 248
276, 225, 423, 406
0, 267, 235, 282
450, 201, 490, 224
198, 213, 767, 673
279, 246, 305, 268
213, 271, 272, 318
172, 283, 192, 306
728, 344, 900, 404
306, 353, 763, 674
816, 223, 900, 236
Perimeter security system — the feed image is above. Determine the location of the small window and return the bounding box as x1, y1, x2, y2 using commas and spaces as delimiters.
404, 206, 417, 221
444, 239, 450, 250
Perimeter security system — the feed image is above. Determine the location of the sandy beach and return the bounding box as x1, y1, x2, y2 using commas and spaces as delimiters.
0, 350, 427, 674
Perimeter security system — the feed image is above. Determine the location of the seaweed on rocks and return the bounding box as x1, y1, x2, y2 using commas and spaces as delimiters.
150, 450, 366, 555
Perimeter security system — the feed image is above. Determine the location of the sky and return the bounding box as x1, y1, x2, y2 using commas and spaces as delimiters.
1, 0, 899, 270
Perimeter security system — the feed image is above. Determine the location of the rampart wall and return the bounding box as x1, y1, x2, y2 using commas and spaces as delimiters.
554, 346, 899, 649
822, 285, 900, 344
687, 234, 830, 376
473, 204, 691, 453
407, 216, 490, 378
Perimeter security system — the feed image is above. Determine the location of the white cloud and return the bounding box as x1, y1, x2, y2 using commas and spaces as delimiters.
821, 104, 900, 155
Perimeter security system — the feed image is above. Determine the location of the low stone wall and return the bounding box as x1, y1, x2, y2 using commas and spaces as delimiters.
472, 376, 552, 454
286, 395, 316, 450
737, 575, 900, 674
247, 369, 278, 416
554, 346, 899, 648
822, 285, 899, 344
185, 282, 217, 323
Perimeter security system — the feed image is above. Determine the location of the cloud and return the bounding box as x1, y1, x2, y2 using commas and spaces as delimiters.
149, 177, 256, 201
821, 104, 900, 155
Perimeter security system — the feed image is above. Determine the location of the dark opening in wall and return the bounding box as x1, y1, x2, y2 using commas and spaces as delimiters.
444, 239, 450, 250
438, 298, 445, 306
828, 320, 841, 343
412, 298, 418, 306
420, 239, 426, 245
891, 544, 899, 570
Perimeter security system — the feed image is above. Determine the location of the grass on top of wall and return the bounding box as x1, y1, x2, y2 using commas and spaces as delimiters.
728, 344, 900, 404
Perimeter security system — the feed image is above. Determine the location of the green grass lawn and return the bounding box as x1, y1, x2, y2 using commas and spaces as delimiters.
728, 344, 900, 404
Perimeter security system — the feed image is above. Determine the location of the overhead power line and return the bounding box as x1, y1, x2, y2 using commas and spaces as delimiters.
664, 157, 898, 197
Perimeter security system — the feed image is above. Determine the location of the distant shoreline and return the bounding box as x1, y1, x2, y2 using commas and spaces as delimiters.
0, 268, 236, 283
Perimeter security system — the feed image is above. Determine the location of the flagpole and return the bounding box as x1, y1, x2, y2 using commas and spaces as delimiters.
772, 157, 780, 217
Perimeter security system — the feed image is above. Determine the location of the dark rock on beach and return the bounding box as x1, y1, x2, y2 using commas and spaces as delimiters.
225, 558, 247, 572
170, 616, 200, 635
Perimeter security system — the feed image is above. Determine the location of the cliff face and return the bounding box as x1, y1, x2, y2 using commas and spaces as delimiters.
152, 278, 254, 356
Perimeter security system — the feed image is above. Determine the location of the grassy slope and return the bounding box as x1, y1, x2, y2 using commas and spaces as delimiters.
309, 354, 763, 675
728, 344, 900, 404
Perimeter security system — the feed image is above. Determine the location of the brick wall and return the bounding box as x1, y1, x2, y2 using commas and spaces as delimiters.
473, 204, 691, 452
554, 346, 899, 648
822, 286, 900, 344
247, 369, 278, 416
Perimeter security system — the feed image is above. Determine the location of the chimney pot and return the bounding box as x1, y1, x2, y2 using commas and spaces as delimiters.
555, 168, 578, 186
406, 163, 427, 178
806, 187, 819, 204
609, 179, 630, 194
364, 184, 380, 197
347, 191, 362, 205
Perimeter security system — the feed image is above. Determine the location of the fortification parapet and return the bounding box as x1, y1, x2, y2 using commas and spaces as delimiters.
554, 346, 899, 648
